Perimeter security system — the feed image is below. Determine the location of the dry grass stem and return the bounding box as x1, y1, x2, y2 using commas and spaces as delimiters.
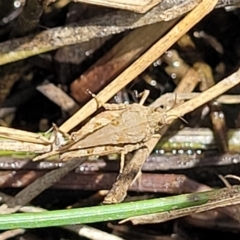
151, 93, 240, 108
72, 0, 161, 13
165, 69, 240, 123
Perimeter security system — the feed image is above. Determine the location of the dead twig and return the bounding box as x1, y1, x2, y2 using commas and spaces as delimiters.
37, 81, 79, 115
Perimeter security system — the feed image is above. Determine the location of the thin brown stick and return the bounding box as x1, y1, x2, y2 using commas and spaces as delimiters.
0, 171, 209, 194
37, 82, 79, 115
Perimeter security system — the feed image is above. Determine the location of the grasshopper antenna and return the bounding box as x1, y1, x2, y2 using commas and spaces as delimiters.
86, 89, 103, 108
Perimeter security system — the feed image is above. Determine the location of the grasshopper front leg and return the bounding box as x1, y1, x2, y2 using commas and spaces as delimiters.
88, 88, 150, 111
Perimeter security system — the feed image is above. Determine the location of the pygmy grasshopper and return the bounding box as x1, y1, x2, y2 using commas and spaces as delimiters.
32, 90, 168, 171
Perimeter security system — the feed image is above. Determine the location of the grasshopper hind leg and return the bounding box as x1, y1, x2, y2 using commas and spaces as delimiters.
119, 142, 146, 173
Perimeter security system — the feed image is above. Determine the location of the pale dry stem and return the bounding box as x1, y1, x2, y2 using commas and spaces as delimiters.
0, 127, 51, 145
165, 68, 240, 123
151, 93, 240, 108
36, 82, 79, 115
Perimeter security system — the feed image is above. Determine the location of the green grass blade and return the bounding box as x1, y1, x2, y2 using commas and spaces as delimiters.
0, 189, 220, 230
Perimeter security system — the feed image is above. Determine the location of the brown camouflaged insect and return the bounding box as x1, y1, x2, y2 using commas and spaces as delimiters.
34, 90, 169, 171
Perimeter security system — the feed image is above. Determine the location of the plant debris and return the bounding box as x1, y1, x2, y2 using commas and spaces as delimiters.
1, 1, 240, 239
